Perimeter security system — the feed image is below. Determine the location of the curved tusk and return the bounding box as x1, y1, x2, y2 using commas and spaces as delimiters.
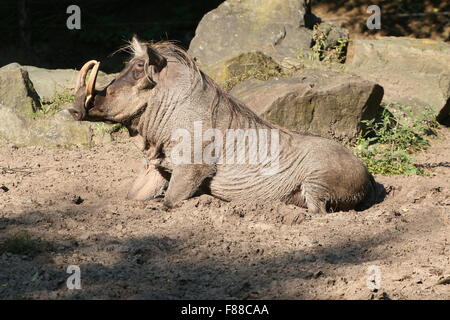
85, 61, 100, 107
75, 60, 98, 93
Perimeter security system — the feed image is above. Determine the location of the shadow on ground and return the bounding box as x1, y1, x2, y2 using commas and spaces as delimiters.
0, 207, 393, 300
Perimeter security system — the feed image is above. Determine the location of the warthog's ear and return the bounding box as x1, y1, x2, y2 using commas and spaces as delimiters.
131, 36, 167, 72
131, 36, 167, 90
137, 47, 167, 90
146, 46, 167, 73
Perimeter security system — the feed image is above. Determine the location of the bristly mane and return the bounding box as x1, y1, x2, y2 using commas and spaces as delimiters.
122, 39, 277, 130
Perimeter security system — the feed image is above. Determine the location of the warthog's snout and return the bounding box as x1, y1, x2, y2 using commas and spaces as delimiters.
67, 104, 85, 121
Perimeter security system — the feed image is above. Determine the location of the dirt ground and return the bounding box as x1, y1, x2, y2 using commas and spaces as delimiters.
0, 127, 449, 300
314, 0, 450, 42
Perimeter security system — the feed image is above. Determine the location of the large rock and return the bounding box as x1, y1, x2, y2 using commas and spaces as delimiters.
230, 69, 383, 141
189, 0, 313, 70
345, 37, 450, 124
0, 106, 111, 147
0, 65, 113, 147
1, 63, 115, 101
24, 65, 115, 101
0, 67, 41, 113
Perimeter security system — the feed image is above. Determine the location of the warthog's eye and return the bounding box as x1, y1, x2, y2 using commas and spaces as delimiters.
135, 61, 145, 69
132, 61, 145, 80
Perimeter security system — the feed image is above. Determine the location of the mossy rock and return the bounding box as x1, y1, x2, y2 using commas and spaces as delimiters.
0, 64, 116, 148
0, 67, 41, 114
0, 106, 112, 147
203, 51, 289, 90
23, 65, 115, 102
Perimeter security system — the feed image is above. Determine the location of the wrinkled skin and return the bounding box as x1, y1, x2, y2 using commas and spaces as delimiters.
67, 36, 378, 212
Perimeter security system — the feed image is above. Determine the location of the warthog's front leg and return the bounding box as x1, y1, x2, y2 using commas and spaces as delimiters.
127, 165, 168, 201
163, 164, 215, 208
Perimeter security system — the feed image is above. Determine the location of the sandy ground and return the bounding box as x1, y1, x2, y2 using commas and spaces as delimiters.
0, 128, 449, 300
314, 0, 450, 42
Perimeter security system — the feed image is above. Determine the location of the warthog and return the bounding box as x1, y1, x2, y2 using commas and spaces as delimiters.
67, 36, 377, 213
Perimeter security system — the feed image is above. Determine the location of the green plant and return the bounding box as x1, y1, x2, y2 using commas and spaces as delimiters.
334, 38, 349, 63
38, 90, 75, 116
96, 122, 126, 134
309, 25, 349, 63
354, 104, 439, 175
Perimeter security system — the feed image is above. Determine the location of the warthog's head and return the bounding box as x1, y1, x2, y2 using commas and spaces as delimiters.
67, 36, 170, 123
